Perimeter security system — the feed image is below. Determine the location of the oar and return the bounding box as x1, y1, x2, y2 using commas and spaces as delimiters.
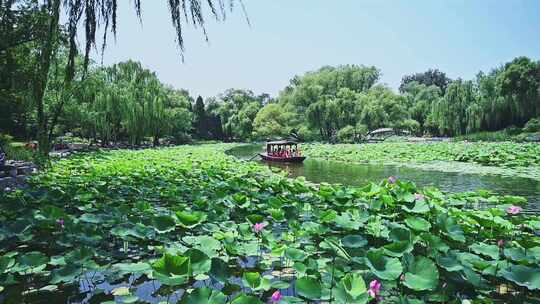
247, 154, 260, 161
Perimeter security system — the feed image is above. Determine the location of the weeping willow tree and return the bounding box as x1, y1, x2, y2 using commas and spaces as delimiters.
17, 0, 245, 154
74, 60, 189, 146
432, 80, 477, 136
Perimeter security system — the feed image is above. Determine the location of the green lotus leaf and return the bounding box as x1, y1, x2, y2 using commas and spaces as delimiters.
246, 214, 264, 225
295, 277, 322, 300
420, 233, 449, 253
436, 214, 465, 243
319, 210, 338, 223
114, 262, 151, 275
230, 294, 263, 304
269, 209, 285, 221
285, 247, 307, 262
209, 258, 229, 283
176, 211, 207, 228
50, 264, 80, 284
436, 254, 463, 272
152, 215, 176, 233
180, 288, 227, 304
19, 251, 48, 268
503, 247, 533, 263
401, 199, 430, 214
341, 273, 367, 298
242, 271, 261, 289
79, 213, 102, 224
403, 256, 439, 291
384, 241, 414, 257
270, 280, 290, 289
185, 249, 211, 276
396, 298, 425, 304
320, 239, 350, 261
499, 264, 540, 290
469, 243, 500, 260
152, 253, 190, 279
334, 212, 364, 230
405, 216, 431, 232
365, 249, 403, 281
341, 235, 368, 248
196, 236, 221, 257
0, 255, 15, 274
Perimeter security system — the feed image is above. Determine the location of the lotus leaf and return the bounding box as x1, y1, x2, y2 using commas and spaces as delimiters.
469, 243, 500, 260
500, 265, 540, 290
295, 277, 322, 300
180, 288, 227, 304
152, 215, 176, 233
403, 256, 439, 291
365, 249, 403, 280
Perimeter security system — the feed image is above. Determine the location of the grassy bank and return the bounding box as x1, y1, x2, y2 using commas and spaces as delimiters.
302, 142, 540, 180
0, 144, 539, 302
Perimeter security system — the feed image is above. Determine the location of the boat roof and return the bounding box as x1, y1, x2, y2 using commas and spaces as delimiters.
266, 140, 298, 145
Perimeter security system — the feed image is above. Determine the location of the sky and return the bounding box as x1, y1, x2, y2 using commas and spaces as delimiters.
93, 0, 540, 99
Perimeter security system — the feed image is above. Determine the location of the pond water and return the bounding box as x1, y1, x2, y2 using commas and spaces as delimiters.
227, 144, 540, 213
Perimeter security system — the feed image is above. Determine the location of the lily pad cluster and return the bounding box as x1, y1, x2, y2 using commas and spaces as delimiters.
0, 144, 539, 303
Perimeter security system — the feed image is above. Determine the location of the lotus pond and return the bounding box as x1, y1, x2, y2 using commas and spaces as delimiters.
301, 142, 540, 181
228, 145, 540, 213
1, 144, 540, 303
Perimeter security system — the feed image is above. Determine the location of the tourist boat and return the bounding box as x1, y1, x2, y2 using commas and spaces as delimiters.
259, 140, 306, 163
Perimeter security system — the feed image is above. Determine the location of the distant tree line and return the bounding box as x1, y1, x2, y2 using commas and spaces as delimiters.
2, 55, 540, 146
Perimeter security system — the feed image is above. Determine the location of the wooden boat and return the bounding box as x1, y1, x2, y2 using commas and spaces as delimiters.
259, 140, 306, 163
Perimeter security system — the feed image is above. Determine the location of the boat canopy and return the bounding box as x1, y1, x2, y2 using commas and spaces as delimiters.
266, 140, 298, 146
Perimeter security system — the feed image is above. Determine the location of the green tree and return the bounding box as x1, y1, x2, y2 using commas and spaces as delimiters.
5, 0, 243, 154
399, 69, 452, 94
432, 80, 477, 136
496, 57, 540, 126
193, 96, 207, 139
252, 103, 294, 139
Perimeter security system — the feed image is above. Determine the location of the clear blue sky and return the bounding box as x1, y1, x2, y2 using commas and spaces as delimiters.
95, 0, 540, 99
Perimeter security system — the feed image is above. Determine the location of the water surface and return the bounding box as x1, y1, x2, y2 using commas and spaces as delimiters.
228, 144, 540, 212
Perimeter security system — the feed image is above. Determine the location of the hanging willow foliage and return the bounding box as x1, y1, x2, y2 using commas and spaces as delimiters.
59, 0, 247, 81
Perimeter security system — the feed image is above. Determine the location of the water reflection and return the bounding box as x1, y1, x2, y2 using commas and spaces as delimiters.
228, 144, 540, 212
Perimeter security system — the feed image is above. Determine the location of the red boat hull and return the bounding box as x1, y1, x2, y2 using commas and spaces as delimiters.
259, 153, 306, 163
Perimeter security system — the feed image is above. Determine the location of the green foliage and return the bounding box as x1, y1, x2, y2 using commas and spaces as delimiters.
213, 89, 266, 141
0, 144, 539, 302
399, 69, 451, 94
252, 103, 294, 139
524, 117, 540, 132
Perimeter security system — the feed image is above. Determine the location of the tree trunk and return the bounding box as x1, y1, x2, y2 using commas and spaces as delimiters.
34, 0, 61, 156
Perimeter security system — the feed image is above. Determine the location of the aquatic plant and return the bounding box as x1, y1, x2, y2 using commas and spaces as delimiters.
302, 142, 540, 180
0, 144, 539, 303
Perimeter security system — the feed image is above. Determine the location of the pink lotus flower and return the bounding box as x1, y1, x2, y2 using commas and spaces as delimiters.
253, 222, 267, 233
388, 176, 397, 184
506, 205, 522, 215
270, 290, 282, 302
368, 279, 381, 298
56, 218, 65, 228
497, 239, 505, 248
414, 193, 425, 201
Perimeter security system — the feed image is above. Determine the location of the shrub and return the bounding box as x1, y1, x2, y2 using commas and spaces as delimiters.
504, 125, 522, 136
0, 133, 14, 147
524, 117, 540, 132
337, 125, 356, 143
